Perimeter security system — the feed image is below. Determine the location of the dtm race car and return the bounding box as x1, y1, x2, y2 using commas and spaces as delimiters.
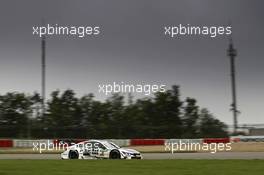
61, 140, 142, 159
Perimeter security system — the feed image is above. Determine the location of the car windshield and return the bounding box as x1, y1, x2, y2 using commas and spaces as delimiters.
102, 141, 119, 149
109, 142, 120, 149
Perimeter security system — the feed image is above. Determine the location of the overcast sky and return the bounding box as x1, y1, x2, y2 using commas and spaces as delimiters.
0, 0, 263, 125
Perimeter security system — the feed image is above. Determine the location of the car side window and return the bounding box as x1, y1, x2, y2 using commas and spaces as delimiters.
97, 143, 106, 150
78, 143, 83, 149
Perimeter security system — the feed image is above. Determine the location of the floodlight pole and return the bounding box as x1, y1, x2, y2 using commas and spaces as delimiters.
41, 24, 46, 117
227, 38, 238, 133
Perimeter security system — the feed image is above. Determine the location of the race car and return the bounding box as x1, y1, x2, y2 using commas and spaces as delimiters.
61, 139, 142, 159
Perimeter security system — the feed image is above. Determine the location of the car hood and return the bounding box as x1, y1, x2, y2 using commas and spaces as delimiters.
119, 148, 140, 154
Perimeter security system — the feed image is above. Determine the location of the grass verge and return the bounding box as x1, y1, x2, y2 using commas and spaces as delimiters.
0, 159, 263, 175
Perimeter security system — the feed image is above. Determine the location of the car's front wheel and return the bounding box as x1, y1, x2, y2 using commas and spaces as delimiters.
109, 149, 121, 159
69, 150, 79, 159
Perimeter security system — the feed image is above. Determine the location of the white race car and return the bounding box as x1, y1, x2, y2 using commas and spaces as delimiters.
61, 140, 142, 159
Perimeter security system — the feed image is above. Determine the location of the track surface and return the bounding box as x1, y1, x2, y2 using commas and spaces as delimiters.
0, 152, 264, 159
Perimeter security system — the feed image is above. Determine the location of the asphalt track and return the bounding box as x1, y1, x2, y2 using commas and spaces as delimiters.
0, 152, 264, 159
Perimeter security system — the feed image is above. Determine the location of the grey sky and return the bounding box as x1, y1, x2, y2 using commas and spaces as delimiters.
0, 0, 263, 125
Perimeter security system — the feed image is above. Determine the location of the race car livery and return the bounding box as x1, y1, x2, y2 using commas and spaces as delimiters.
61, 140, 142, 159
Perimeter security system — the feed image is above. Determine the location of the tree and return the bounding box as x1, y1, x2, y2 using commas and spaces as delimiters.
46, 89, 82, 137
182, 97, 199, 138
152, 85, 183, 138
105, 93, 125, 138
0, 86, 230, 139
79, 93, 95, 128
133, 98, 156, 138
198, 108, 228, 138
0, 92, 34, 138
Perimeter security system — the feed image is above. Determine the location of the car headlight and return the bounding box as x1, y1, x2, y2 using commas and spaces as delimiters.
122, 151, 131, 156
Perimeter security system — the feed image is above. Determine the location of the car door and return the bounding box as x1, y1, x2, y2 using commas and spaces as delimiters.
83, 141, 93, 157
91, 141, 99, 156
96, 142, 108, 158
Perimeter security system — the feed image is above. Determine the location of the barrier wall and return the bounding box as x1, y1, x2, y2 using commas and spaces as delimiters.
203, 138, 230, 144
13, 139, 51, 148
0, 139, 13, 147
130, 139, 165, 146
165, 139, 203, 144
230, 136, 264, 142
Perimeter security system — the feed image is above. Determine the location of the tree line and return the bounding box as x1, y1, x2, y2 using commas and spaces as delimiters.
0, 85, 228, 139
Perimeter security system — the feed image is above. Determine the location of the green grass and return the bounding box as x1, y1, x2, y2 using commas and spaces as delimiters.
0, 160, 263, 175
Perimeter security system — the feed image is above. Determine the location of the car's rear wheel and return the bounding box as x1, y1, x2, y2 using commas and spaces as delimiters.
69, 150, 79, 159
109, 149, 121, 159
